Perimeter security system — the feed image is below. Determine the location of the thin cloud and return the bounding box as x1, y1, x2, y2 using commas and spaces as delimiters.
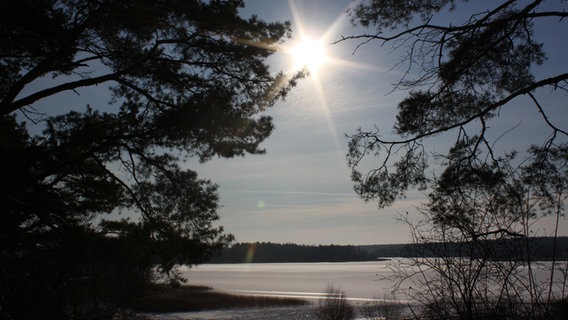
222, 188, 358, 198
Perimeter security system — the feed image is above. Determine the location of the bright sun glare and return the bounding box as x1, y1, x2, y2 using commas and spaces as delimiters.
289, 38, 329, 74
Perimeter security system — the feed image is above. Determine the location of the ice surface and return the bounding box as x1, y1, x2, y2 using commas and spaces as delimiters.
181, 261, 399, 301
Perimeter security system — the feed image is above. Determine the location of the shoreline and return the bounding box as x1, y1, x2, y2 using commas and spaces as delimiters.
131, 284, 310, 314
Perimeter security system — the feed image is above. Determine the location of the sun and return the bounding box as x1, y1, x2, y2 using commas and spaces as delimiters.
289, 37, 329, 74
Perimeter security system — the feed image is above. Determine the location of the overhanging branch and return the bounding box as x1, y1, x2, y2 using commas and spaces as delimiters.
367, 73, 568, 146
1, 72, 124, 115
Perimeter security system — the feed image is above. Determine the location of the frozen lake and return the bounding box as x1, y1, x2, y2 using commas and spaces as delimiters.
180, 261, 399, 302
180, 259, 568, 303
152, 260, 567, 320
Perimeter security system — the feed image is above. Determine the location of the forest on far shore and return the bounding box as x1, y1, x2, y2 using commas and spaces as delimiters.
209, 237, 568, 263
209, 242, 376, 263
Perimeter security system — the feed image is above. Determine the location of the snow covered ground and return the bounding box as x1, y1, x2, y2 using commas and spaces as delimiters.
149, 305, 371, 320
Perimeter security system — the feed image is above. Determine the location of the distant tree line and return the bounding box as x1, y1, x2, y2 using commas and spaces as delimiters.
362, 237, 568, 260
209, 237, 568, 263
210, 242, 376, 263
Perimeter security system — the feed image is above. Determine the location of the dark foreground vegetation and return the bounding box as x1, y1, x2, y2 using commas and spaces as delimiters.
315, 286, 568, 320
0, 1, 300, 319
131, 285, 309, 313
337, 0, 568, 318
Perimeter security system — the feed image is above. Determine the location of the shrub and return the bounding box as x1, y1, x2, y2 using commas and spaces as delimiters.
315, 285, 355, 320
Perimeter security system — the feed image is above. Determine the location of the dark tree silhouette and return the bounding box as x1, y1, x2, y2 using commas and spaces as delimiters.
340, 0, 567, 209
0, 1, 301, 319
391, 148, 568, 319
339, 1, 568, 318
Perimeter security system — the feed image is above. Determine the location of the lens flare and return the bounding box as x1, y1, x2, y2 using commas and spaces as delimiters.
245, 243, 256, 263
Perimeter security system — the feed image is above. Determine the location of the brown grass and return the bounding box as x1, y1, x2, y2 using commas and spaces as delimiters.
130, 285, 309, 313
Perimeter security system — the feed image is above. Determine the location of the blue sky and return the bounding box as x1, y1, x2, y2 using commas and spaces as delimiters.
191, 0, 568, 245
194, 0, 414, 245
